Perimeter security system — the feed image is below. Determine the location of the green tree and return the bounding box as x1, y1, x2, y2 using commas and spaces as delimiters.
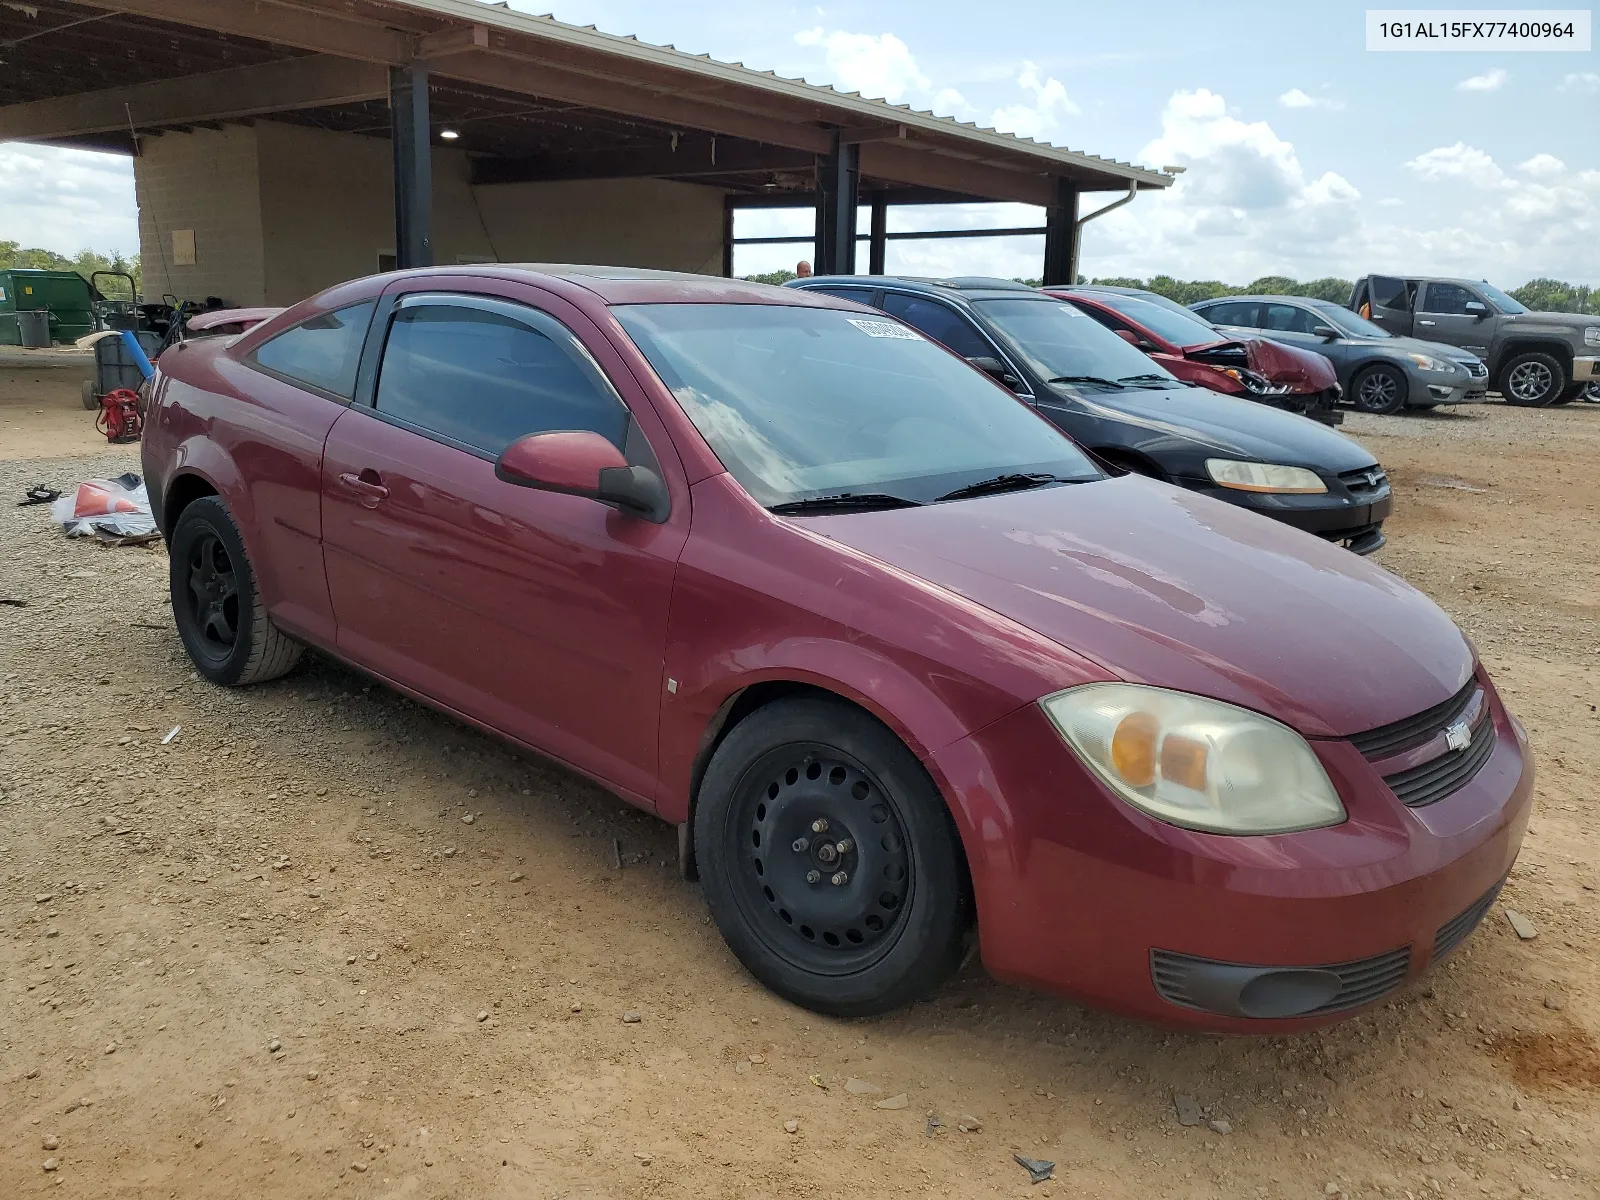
0, 241, 141, 293
741, 269, 797, 286
1510, 277, 1596, 314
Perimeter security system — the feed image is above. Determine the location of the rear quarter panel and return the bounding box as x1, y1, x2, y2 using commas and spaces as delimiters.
146, 337, 348, 646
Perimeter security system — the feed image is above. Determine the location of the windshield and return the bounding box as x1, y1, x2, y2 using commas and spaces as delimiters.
1308, 302, 1392, 339
1091, 293, 1224, 347
1476, 282, 1528, 314
974, 298, 1179, 389
612, 303, 1100, 507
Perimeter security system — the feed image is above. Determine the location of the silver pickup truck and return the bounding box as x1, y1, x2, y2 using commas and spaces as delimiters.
1349, 275, 1600, 407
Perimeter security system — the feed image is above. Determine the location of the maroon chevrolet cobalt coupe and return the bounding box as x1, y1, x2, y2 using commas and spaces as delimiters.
142, 266, 1531, 1030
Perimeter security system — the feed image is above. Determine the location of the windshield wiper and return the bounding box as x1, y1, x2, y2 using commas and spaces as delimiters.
935, 472, 1065, 502
1047, 374, 1126, 390
768, 492, 923, 515
1117, 373, 1182, 387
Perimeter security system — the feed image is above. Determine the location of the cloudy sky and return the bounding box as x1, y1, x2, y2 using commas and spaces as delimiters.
2, 0, 1596, 285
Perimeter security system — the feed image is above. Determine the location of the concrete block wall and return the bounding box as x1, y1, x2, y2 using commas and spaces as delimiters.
133, 126, 267, 305
138, 120, 729, 308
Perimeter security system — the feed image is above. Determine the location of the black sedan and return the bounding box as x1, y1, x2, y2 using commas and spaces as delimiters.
787, 276, 1392, 554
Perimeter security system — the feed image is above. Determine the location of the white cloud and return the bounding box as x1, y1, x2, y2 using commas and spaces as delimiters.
988, 62, 1080, 141
1457, 68, 1508, 92
792, 28, 930, 103
1560, 72, 1600, 93
1517, 153, 1566, 180
1405, 142, 1505, 188
1277, 88, 1344, 111
0, 144, 138, 257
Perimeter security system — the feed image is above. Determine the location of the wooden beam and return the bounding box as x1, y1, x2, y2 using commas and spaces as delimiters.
418, 23, 490, 59
472, 139, 815, 186
837, 124, 907, 145
857, 139, 1056, 207
0, 55, 389, 140
67, 0, 412, 64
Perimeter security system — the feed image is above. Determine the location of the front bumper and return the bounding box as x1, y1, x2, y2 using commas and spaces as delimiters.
1425, 382, 1489, 404
930, 676, 1532, 1032
1183, 480, 1394, 553
1572, 356, 1600, 382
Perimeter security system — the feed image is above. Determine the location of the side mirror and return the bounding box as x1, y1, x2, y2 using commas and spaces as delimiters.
966, 355, 1021, 389
495, 430, 668, 521
1464, 301, 1488, 319
1311, 324, 1341, 341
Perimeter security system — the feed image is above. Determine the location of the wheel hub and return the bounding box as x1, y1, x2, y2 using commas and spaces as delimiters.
185, 533, 239, 649
738, 748, 911, 967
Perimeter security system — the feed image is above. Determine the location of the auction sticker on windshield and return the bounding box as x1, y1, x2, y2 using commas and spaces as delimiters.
847, 318, 923, 340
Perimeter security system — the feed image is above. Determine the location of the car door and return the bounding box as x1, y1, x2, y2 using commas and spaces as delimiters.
1256, 301, 1354, 384
319, 286, 687, 804
1415, 282, 1492, 356
1366, 276, 1416, 338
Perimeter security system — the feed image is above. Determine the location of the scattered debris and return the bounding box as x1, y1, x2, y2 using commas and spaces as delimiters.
50, 474, 156, 541
1208, 1117, 1233, 1135
267, 1038, 281, 1053
1013, 1154, 1055, 1184
18, 484, 60, 507
874, 1093, 909, 1110
43, 1135, 59, 1150
1419, 476, 1488, 493
1504, 908, 1538, 939
783, 1118, 799, 1134
844, 1077, 881, 1095
807, 1074, 828, 1090
1174, 1092, 1204, 1126
42, 1158, 59, 1173
476, 1010, 490, 1023
611, 838, 623, 870
956, 1114, 982, 1133
509, 871, 525, 883
925, 1113, 943, 1136
161, 726, 181, 745
0, 597, 25, 607
1544, 993, 1565, 1011
621, 1010, 642, 1024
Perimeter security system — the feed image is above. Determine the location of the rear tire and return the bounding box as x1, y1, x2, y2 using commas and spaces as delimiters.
1351, 364, 1407, 415
169, 496, 303, 686
694, 697, 968, 1017
1499, 351, 1565, 407
81, 380, 98, 411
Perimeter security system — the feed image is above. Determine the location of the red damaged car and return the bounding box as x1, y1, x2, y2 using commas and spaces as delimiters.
1053, 285, 1344, 424
142, 266, 1530, 1030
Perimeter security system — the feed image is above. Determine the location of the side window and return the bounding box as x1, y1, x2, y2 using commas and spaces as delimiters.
1203, 301, 1259, 328
1419, 283, 1475, 315
374, 300, 629, 457
1074, 304, 1133, 334
809, 286, 876, 306
1261, 304, 1314, 334
880, 293, 992, 359
1370, 277, 1413, 312
250, 301, 375, 398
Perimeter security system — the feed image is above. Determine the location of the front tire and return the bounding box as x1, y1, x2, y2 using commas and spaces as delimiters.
1499, 351, 1565, 407
694, 697, 968, 1017
1351, 364, 1408, 415
169, 496, 303, 686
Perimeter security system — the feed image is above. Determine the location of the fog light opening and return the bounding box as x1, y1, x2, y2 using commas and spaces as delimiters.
1238, 969, 1342, 1018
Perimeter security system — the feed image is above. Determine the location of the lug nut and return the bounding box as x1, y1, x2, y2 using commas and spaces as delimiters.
811, 818, 829, 834
791, 837, 810, 853
835, 839, 854, 854
806, 870, 822, 884
830, 871, 849, 886
816, 843, 838, 864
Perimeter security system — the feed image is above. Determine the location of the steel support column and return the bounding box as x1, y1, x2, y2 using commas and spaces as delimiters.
813, 134, 860, 275
721, 195, 735, 278
1042, 178, 1080, 286
390, 62, 432, 269
868, 191, 888, 275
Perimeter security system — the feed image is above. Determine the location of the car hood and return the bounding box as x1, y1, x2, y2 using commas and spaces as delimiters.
806, 477, 1472, 738
1184, 336, 1338, 390
1506, 311, 1598, 333
1067, 384, 1376, 471
1348, 334, 1479, 364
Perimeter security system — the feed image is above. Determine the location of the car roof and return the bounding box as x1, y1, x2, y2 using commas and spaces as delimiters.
793, 274, 1047, 303
364, 263, 855, 307
1358, 274, 1491, 288
1196, 294, 1326, 306
1052, 284, 1151, 297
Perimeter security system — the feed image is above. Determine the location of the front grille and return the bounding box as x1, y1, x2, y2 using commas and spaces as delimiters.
1337, 466, 1388, 496
1349, 680, 1478, 760
1433, 881, 1503, 960
1383, 713, 1495, 807
1462, 360, 1488, 379
1151, 946, 1412, 1017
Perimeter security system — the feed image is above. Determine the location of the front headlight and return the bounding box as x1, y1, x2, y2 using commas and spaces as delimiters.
1219, 367, 1289, 395
1204, 459, 1327, 494
1405, 352, 1451, 372
1583, 327, 1600, 347
1040, 684, 1346, 835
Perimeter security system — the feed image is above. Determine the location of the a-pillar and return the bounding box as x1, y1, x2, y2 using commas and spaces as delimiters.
1042, 178, 1080, 286
390, 62, 432, 269
814, 133, 860, 275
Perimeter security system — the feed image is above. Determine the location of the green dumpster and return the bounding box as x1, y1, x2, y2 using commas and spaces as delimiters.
0, 269, 95, 346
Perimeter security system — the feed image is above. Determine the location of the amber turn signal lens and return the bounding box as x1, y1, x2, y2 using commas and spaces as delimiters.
1160, 734, 1209, 791
1111, 712, 1159, 787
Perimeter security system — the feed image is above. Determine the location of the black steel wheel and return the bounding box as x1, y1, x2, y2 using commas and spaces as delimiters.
169, 496, 303, 686
695, 697, 967, 1016
1499, 351, 1565, 407
1351, 364, 1408, 415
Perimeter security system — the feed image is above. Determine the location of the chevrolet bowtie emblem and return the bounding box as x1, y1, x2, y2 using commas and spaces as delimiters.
1444, 720, 1472, 753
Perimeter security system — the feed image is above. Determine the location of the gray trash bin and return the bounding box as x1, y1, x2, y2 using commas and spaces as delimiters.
17, 310, 52, 348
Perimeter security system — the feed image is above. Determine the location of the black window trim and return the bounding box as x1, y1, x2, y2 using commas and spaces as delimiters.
243, 299, 379, 405
353, 289, 633, 464
876, 286, 1035, 399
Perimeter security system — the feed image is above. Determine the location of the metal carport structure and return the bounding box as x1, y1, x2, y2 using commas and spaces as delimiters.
0, 0, 1170, 289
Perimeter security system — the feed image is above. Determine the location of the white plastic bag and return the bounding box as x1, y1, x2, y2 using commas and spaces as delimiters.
51, 473, 157, 539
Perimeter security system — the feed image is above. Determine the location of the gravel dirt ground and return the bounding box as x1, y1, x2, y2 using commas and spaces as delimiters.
1, 377, 1596, 1199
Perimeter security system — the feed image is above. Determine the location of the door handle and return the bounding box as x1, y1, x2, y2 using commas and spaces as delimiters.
1418, 319, 1436, 326
338, 470, 389, 507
